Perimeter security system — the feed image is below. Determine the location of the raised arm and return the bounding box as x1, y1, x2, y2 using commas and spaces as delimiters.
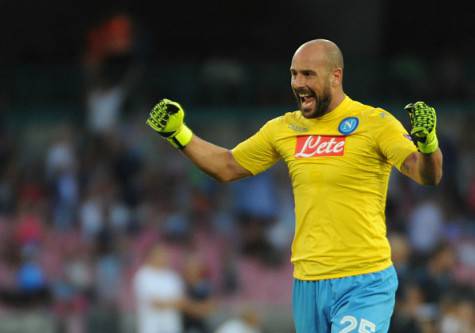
401, 149, 443, 185
401, 101, 443, 186
146, 98, 251, 182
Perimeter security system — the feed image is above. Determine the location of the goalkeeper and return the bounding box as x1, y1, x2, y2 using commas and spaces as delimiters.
146, 39, 442, 333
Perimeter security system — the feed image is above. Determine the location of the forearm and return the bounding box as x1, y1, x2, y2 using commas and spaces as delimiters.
402, 149, 443, 185
182, 135, 251, 182
420, 149, 443, 185
146, 98, 251, 182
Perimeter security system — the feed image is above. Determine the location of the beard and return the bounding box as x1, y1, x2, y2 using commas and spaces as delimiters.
293, 83, 332, 119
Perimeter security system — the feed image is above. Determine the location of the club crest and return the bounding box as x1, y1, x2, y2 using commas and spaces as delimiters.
338, 117, 359, 135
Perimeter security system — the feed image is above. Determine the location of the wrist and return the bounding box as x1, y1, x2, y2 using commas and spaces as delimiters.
167, 124, 193, 149
417, 132, 438, 154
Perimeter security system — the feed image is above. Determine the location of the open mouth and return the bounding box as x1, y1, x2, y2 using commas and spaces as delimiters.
299, 93, 316, 110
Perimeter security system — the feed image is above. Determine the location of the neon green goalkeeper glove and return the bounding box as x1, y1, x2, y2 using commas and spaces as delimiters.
146, 98, 193, 149
404, 101, 438, 154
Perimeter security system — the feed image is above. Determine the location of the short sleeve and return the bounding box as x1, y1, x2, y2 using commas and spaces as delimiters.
373, 109, 418, 171
231, 120, 280, 175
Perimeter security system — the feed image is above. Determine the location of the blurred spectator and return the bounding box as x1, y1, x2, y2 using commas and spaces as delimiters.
0, 240, 51, 310
414, 243, 457, 305
14, 203, 44, 248
85, 82, 128, 134
162, 211, 191, 243
408, 198, 444, 255
82, 231, 124, 333
182, 254, 215, 333
17, 249, 46, 294
79, 187, 105, 240
390, 283, 431, 333
63, 247, 94, 297
94, 230, 123, 306
389, 232, 412, 294
439, 291, 475, 333
455, 237, 475, 286
45, 124, 79, 230
133, 245, 185, 333
219, 244, 240, 295
45, 125, 77, 178
83, 13, 139, 135
231, 172, 281, 266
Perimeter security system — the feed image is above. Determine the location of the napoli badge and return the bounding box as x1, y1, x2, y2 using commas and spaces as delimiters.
338, 117, 359, 135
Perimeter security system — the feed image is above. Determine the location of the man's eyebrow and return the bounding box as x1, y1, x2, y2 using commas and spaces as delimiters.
290, 68, 317, 74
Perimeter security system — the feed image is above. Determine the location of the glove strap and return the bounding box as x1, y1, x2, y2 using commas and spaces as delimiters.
417, 131, 438, 154
166, 124, 193, 149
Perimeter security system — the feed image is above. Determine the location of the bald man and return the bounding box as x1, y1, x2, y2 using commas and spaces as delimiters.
146, 39, 443, 333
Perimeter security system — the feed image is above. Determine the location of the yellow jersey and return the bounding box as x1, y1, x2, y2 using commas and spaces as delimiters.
232, 96, 417, 280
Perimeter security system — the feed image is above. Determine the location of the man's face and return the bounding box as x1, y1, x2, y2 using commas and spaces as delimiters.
290, 52, 333, 119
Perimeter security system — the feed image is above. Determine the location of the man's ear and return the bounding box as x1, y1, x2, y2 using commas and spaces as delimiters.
332, 68, 343, 87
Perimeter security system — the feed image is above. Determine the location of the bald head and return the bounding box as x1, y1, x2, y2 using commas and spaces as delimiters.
293, 39, 344, 72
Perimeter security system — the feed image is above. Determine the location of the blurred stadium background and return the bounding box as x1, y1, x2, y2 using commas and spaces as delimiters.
0, 1, 474, 332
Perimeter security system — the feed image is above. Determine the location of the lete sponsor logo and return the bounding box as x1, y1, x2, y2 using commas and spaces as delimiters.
295, 135, 346, 158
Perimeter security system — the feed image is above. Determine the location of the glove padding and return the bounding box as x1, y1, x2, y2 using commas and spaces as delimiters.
146, 98, 193, 149
404, 101, 438, 154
